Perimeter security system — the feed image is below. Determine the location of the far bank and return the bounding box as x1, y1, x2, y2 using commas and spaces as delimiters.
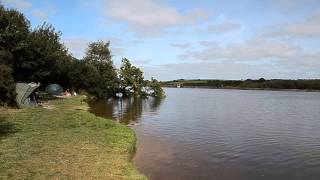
162, 79, 320, 92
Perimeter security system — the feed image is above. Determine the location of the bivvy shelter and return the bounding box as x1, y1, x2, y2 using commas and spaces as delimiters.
45, 84, 63, 96
15, 82, 40, 108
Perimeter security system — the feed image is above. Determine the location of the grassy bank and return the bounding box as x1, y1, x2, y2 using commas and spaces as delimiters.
0, 96, 146, 179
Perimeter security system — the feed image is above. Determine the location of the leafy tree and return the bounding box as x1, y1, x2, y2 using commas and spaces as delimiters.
14, 23, 72, 86
0, 5, 30, 105
149, 77, 165, 97
83, 41, 118, 98
258, 78, 266, 82
0, 5, 30, 69
69, 60, 102, 97
119, 58, 144, 96
84, 41, 112, 64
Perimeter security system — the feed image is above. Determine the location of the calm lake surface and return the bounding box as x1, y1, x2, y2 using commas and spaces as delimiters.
89, 88, 320, 180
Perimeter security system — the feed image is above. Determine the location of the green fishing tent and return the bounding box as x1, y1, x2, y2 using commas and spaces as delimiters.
45, 84, 63, 95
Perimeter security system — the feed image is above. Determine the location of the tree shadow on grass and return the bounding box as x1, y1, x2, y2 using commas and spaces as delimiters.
0, 116, 18, 138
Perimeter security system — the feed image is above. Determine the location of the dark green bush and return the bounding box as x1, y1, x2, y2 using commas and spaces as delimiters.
0, 64, 16, 106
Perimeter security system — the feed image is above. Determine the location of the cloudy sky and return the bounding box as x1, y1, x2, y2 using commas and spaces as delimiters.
2, 0, 320, 80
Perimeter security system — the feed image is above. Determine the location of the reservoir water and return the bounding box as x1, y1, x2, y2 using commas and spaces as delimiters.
89, 88, 320, 180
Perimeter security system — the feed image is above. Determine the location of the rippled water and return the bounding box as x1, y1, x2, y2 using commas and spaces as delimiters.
89, 88, 320, 180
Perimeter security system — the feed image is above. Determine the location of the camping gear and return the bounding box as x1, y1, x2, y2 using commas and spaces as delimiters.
15, 82, 40, 107
45, 84, 63, 95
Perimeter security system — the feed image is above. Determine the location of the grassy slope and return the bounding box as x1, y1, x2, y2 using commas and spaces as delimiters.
0, 96, 146, 180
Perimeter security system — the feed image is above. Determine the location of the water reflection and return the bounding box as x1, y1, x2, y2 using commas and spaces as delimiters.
89, 88, 320, 180
88, 97, 163, 124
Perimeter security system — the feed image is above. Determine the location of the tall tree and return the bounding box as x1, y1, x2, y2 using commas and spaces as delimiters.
0, 5, 30, 69
0, 5, 30, 105
83, 41, 118, 98
69, 60, 102, 97
14, 23, 73, 86
119, 58, 144, 96
84, 41, 112, 64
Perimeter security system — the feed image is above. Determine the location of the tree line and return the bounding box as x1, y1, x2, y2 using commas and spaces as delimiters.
164, 78, 320, 90
0, 6, 164, 106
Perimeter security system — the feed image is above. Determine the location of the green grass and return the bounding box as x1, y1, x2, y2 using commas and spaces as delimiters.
0, 96, 147, 180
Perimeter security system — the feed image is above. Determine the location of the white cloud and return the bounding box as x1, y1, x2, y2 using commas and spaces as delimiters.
132, 59, 152, 65
32, 10, 48, 21
170, 36, 320, 80
63, 38, 90, 59
3, 0, 57, 22
207, 20, 242, 33
280, 52, 320, 68
2, 0, 32, 9
273, 0, 319, 10
198, 41, 220, 47
141, 60, 320, 81
63, 37, 125, 59
171, 43, 191, 49
184, 37, 301, 62
111, 47, 125, 56
128, 39, 145, 45
103, 0, 208, 37
265, 10, 320, 38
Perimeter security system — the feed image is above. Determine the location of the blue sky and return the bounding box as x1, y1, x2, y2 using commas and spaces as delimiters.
2, 0, 320, 80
